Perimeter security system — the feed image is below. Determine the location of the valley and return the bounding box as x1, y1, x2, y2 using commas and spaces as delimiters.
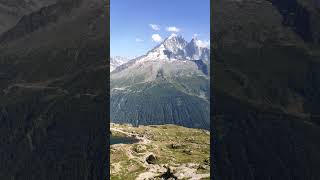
110, 35, 210, 129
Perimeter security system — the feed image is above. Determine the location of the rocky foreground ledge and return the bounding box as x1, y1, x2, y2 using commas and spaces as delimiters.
110, 123, 210, 180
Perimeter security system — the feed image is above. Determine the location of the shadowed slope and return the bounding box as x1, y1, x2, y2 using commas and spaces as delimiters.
0, 0, 109, 179
212, 0, 320, 179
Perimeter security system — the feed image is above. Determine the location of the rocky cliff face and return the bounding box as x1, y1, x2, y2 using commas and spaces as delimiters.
0, 0, 82, 43
0, 0, 57, 34
0, 0, 108, 179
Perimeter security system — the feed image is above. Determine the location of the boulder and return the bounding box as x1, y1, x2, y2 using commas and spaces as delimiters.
133, 144, 147, 153
146, 154, 158, 164
159, 166, 177, 180
170, 143, 182, 149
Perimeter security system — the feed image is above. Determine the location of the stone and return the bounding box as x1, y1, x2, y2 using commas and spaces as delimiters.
198, 164, 210, 170
170, 143, 182, 149
183, 149, 193, 155
133, 144, 147, 153
146, 154, 158, 164
204, 158, 210, 165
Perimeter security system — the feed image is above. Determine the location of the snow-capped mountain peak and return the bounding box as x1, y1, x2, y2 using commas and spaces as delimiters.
168, 33, 177, 39
163, 34, 188, 50
121, 35, 210, 66
195, 40, 210, 49
145, 35, 209, 61
110, 56, 128, 72
189, 37, 210, 48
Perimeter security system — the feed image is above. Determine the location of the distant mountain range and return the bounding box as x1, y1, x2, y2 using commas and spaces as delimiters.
110, 56, 127, 72
110, 34, 210, 129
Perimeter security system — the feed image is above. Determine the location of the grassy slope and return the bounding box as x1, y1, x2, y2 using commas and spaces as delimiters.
110, 123, 210, 179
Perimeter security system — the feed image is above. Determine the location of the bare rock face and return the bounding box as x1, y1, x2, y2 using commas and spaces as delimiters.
0, 0, 58, 34
0, 1, 75, 43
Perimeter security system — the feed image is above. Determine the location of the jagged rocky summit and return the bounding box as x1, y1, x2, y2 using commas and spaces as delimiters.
110, 34, 210, 129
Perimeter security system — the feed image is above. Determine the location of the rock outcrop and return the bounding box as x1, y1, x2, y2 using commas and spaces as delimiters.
110, 123, 210, 180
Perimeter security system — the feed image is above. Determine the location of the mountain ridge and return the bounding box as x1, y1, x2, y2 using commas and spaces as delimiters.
0, 0, 58, 34
112, 34, 210, 74
110, 34, 210, 129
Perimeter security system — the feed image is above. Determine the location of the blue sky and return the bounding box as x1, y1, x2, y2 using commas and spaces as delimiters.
111, 0, 210, 58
